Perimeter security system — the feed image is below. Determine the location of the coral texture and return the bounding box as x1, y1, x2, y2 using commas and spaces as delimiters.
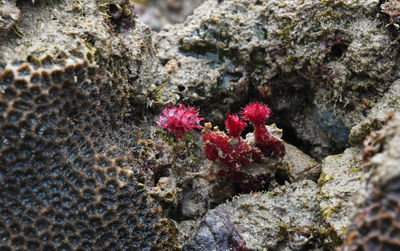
0, 49, 177, 250
0, 0, 178, 249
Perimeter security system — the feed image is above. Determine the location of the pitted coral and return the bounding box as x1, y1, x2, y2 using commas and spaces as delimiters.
157, 104, 203, 140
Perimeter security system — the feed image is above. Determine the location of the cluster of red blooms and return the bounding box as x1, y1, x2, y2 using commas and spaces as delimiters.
203, 102, 285, 161
156, 102, 285, 192
202, 102, 285, 191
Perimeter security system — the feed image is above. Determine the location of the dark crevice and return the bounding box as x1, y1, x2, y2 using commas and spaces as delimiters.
160, 59, 170, 66
278, 122, 313, 155
178, 85, 186, 92
275, 169, 290, 185
238, 73, 349, 160
153, 165, 170, 186
324, 31, 350, 62
328, 43, 348, 59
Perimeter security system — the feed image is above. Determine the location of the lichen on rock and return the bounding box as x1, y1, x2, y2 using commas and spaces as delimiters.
183, 180, 335, 250
318, 147, 363, 239
155, 0, 399, 160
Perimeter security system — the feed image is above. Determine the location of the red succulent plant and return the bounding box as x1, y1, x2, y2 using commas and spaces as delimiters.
241, 102, 285, 158
202, 102, 285, 192
225, 113, 247, 138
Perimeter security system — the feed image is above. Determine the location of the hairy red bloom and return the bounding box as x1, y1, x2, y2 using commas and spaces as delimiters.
157, 104, 203, 140
254, 126, 270, 144
241, 103, 285, 158
241, 102, 271, 127
225, 113, 246, 138
203, 143, 219, 161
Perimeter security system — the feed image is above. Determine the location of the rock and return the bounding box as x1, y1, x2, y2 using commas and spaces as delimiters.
1, 0, 400, 249
343, 113, 400, 251
135, 0, 204, 31
155, 0, 397, 159
318, 147, 363, 239
183, 180, 333, 250
0, 0, 20, 38
282, 142, 319, 182
349, 79, 400, 145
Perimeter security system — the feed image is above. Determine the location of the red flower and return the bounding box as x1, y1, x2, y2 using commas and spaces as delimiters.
201, 102, 285, 193
225, 113, 247, 138
156, 104, 203, 140
241, 102, 271, 127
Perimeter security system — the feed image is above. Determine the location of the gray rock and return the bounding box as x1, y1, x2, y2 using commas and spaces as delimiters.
349, 79, 400, 145
155, 0, 397, 158
135, 0, 204, 31
0, 0, 20, 38
318, 147, 363, 239
183, 180, 334, 250
282, 142, 319, 182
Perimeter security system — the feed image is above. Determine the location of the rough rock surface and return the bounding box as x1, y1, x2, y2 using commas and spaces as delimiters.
182, 180, 334, 250
343, 113, 400, 251
349, 79, 400, 145
1, 0, 400, 250
135, 0, 204, 31
318, 147, 363, 239
155, 0, 398, 159
0, 0, 20, 38
281, 142, 319, 182
151, 0, 400, 248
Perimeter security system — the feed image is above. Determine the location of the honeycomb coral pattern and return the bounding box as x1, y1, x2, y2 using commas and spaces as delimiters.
0, 51, 177, 250
344, 177, 400, 251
